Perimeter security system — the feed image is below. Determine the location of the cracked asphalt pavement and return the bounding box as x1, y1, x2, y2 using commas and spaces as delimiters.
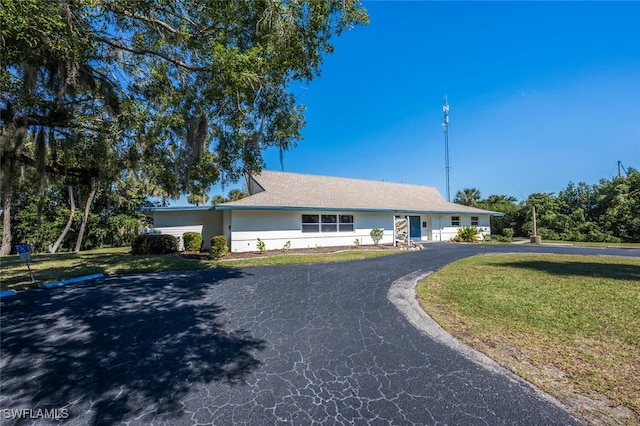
2, 243, 638, 425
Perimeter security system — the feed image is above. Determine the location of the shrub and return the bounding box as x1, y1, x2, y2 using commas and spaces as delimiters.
354, 238, 360, 248
209, 235, 229, 259
131, 234, 179, 255
454, 226, 480, 243
257, 238, 266, 253
370, 228, 384, 245
182, 232, 202, 252
283, 240, 291, 250
496, 227, 514, 242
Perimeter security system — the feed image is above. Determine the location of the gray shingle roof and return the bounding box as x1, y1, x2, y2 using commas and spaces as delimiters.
216, 171, 501, 216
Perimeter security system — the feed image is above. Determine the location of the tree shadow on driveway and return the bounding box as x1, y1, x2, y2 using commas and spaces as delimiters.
1, 268, 266, 425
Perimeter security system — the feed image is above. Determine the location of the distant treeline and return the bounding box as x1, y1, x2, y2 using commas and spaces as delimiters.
455, 168, 640, 243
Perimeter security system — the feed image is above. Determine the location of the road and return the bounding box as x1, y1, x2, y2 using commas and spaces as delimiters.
1, 243, 637, 425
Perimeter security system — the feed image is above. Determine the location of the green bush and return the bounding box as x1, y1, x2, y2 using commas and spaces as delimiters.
453, 226, 480, 243
502, 228, 514, 240
370, 228, 384, 245
209, 235, 229, 259
183, 232, 202, 252
496, 227, 514, 242
131, 234, 179, 255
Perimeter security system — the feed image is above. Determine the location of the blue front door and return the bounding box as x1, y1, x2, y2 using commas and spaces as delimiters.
409, 216, 421, 240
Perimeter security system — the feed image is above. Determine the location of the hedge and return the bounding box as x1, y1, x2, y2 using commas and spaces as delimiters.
183, 232, 202, 252
209, 235, 229, 260
132, 234, 179, 255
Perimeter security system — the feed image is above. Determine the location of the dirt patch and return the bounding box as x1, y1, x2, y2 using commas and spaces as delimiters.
179, 243, 398, 261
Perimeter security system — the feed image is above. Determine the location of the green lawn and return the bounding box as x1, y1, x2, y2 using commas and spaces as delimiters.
485, 238, 640, 249
539, 240, 640, 248
417, 254, 640, 425
0, 247, 403, 291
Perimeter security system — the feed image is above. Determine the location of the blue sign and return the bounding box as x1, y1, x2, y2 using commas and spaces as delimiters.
16, 244, 31, 263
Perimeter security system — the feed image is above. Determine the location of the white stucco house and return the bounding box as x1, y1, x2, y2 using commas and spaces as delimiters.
139, 170, 503, 252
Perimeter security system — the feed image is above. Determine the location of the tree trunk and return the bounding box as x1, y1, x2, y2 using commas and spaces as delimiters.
1, 154, 16, 256
1, 193, 12, 255
50, 185, 75, 253
74, 187, 96, 252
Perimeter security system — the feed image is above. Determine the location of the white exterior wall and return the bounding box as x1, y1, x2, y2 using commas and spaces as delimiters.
430, 214, 491, 241
228, 210, 394, 253
145, 209, 494, 252
227, 210, 493, 252
148, 210, 223, 250
147, 209, 493, 251
222, 210, 232, 249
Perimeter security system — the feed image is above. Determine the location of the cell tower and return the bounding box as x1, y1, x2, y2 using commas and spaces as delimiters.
442, 95, 451, 201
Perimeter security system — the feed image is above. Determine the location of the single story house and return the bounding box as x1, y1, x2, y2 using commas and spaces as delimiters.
139, 170, 503, 252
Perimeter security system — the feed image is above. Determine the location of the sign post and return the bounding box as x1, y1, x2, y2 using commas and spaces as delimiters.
16, 244, 35, 282
394, 216, 408, 247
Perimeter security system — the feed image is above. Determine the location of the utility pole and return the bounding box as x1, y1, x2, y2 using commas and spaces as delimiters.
442, 95, 450, 202
618, 160, 627, 177
530, 206, 541, 244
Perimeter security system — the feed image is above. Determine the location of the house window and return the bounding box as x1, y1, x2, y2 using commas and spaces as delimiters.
339, 215, 354, 232
451, 216, 460, 226
471, 216, 479, 226
321, 215, 337, 232
302, 214, 354, 233
302, 214, 320, 233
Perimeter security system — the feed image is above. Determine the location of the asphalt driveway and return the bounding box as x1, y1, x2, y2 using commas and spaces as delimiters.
1, 243, 638, 425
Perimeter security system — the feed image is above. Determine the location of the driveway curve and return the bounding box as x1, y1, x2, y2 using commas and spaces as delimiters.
1, 243, 638, 425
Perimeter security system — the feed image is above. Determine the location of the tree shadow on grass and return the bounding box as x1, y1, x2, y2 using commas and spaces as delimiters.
0, 267, 265, 425
494, 260, 640, 281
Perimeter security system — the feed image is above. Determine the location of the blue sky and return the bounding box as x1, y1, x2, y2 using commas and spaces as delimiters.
200, 1, 639, 204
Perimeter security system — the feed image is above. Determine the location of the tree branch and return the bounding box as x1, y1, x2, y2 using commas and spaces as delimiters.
0, 109, 73, 128
118, 10, 179, 34
95, 35, 207, 72
1, 151, 100, 182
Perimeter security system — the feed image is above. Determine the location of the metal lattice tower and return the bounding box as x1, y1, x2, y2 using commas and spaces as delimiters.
442, 95, 450, 201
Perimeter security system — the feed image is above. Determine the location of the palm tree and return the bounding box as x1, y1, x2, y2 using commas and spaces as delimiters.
187, 193, 209, 206
228, 189, 249, 201
454, 188, 481, 207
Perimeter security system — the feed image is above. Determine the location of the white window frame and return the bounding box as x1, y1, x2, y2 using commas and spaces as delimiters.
301, 214, 354, 233
471, 216, 479, 226
451, 216, 460, 226
302, 214, 320, 233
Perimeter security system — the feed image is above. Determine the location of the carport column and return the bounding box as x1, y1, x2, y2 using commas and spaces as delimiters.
392, 216, 396, 246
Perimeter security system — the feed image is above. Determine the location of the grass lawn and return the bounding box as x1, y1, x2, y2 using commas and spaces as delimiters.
485, 238, 640, 249
540, 240, 640, 248
0, 246, 402, 291
417, 254, 640, 425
